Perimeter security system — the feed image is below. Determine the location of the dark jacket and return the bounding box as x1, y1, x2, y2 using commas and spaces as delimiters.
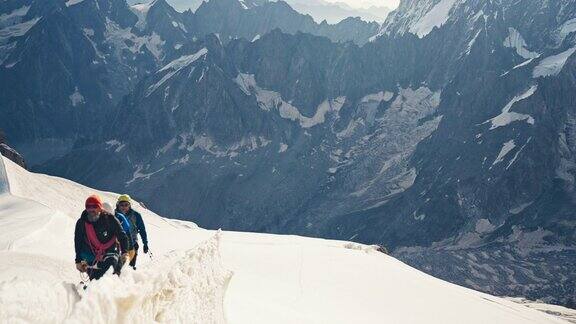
117, 208, 148, 246
74, 211, 129, 263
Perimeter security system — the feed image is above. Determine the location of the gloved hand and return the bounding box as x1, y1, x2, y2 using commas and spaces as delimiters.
143, 244, 149, 254
76, 261, 88, 273
120, 253, 130, 264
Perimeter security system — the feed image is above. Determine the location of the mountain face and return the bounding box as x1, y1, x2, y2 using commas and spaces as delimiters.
189, 0, 379, 45
6, 0, 576, 307
283, 0, 390, 24
346, 0, 576, 305
129, 0, 390, 25
0, 0, 378, 164
0, 0, 173, 163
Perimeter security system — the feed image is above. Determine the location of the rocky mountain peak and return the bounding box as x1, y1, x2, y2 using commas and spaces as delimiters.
0, 130, 26, 169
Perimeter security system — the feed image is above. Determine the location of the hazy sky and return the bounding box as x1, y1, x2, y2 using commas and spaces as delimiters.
321, 0, 401, 9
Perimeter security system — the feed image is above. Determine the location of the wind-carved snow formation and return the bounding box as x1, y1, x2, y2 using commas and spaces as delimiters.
67, 235, 230, 324
1, 235, 230, 323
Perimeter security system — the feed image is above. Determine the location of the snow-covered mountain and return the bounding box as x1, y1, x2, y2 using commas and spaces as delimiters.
1, 155, 574, 323
266, 0, 391, 24
129, 0, 391, 24
0, 0, 378, 164
2, 0, 576, 309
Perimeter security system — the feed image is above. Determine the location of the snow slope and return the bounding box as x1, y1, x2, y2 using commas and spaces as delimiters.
533, 47, 576, 78
0, 155, 570, 324
409, 0, 458, 38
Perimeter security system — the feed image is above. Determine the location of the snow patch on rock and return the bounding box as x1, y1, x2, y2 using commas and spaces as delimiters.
69, 87, 85, 107
65, 0, 85, 7
0, 5, 30, 26
508, 226, 553, 253
409, 0, 458, 38
234, 73, 346, 128
558, 18, 576, 44
106, 140, 126, 153
147, 48, 208, 96
475, 219, 496, 234
176, 133, 272, 159
0, 10, 41, 65
160, 48, 208, 73
503, 27, 540, 59
127, 165, 165, 185
509, 201, 533, 215
361, 91, 394, 104
280, 97, 346, 128
506, 137, 531, 170
131, 2, 154, 30
484, 86, 537, 130
343, 242, 380, 253
533, 47, 576, 78
105, 19, 165, 62
491, 140, 516, 167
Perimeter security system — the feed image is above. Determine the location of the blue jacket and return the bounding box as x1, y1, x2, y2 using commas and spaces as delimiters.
115, 212, 133, 249
124, 209, 148, 246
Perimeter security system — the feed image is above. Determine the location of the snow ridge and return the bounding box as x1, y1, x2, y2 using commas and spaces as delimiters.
67, 234, 231, 324
0, 234, 231, 323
